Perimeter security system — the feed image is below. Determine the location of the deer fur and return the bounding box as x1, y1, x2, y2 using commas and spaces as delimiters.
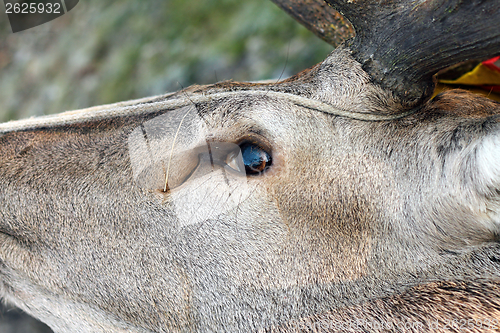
1, 3, 500, 333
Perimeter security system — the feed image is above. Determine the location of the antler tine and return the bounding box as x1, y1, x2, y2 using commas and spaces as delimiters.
270, 0, 354, 46
322, 0, 500, 106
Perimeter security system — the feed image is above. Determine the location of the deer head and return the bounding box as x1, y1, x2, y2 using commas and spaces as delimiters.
1, 0, 500, 332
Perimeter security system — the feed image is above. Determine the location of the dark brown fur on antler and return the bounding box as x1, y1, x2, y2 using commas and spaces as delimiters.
270, 0, 354, 46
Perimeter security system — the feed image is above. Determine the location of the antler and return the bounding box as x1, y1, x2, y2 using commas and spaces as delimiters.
270, 0, 354, 46
276, 0, 500, 107
328, 0, 500, 105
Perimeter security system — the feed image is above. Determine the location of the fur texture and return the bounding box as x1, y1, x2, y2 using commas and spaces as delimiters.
0, 45, 500, 332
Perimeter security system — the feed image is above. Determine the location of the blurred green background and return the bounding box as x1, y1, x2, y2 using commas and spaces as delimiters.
0, 0, 335, 123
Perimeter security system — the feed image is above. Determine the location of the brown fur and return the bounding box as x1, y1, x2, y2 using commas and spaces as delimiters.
271, 279, 500, 332
1, 6, 500, 333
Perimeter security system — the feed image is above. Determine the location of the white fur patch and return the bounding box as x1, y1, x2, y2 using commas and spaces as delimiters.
476, 133, 500, 226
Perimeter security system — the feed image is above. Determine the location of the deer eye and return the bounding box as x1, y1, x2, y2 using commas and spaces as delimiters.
226, 142, 272, 176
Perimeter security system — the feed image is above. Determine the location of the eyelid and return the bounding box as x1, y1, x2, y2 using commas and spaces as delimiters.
234, 134, 273, 156
166, 137, 273, 190
209, 136, 273, 173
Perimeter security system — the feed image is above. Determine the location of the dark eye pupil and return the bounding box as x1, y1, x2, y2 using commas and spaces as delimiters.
240, 143, 272, 175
